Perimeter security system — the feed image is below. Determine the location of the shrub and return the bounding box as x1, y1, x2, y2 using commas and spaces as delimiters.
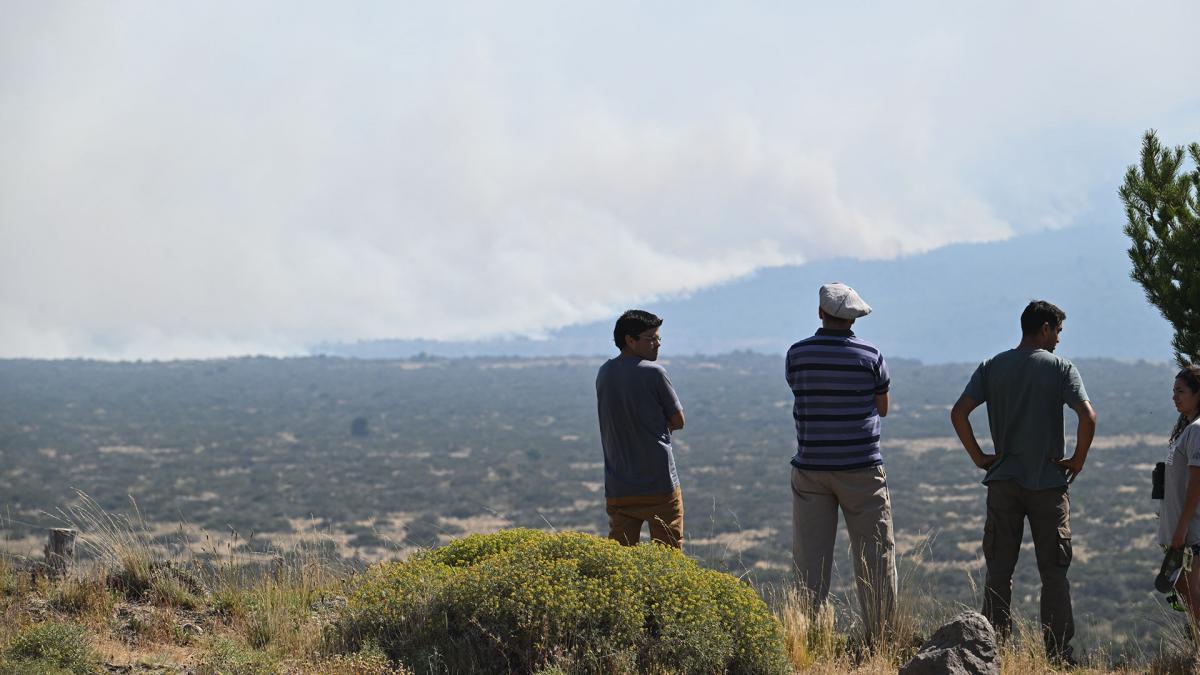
147, 569, 202, 610
211, 587, 247, 621
196, 636, 278, 675
310, 642, 410, 674
333, 529, 789, 674
0, 621, 100, 674
236, 577, 325, 654
49, 576, 113, 616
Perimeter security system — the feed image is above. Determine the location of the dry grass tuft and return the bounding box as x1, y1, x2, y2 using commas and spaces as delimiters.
48, 574, 113, 619
775, 587, 843, 670
59, 492, 159, 598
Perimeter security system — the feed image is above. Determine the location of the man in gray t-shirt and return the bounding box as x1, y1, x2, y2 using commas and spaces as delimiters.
596, 309, 686, 548
951, 300, 1097, 666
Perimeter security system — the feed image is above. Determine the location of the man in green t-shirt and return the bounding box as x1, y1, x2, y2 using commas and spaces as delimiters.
950, 300, 1097, 666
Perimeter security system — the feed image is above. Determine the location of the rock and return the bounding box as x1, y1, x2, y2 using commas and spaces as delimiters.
900, 611, 999, 675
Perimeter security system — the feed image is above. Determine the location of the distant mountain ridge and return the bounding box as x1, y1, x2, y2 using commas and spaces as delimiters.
315, 223, 1173, 364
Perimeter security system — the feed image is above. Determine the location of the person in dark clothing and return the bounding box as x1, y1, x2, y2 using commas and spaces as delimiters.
596, 309, 686, 547
951, 300, 1097, 666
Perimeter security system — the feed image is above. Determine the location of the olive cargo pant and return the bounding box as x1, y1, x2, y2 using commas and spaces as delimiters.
981, 480, 1074, 658
791, 466, 897, 638
606, 488, 684, 549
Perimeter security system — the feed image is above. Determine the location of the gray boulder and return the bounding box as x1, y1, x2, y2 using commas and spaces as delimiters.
899, 611, 999, 675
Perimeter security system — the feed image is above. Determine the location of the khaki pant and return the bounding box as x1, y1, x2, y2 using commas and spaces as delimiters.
981, 480, 1074, 659
606, 488, 684, 549
791, 466, 896, 637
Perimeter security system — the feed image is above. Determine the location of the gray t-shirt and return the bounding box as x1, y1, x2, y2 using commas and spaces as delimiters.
1159, 420, 1200, 547
596, 355, 683, 498
962, 348, 1089, 490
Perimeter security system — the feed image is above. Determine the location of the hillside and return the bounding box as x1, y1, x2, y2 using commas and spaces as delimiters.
1, 525, 1192, 674
316, 223, 1175, 364
0, 354, 1186, 660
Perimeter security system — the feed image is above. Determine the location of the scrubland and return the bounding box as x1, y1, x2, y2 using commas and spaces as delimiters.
1, 355, 1193, 671
1, 511, 1194, 674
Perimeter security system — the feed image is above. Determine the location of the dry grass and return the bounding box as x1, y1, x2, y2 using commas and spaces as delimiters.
48, 574, 114, 618
203, 534, 344, 661
765, 529, 1192, 675
0, 554, 28, 650
772, 586, 1197, 674
775, 588, 849, 671
2, 493, 1198, 673
0, 492, 352, 672
59, 492, 158, 595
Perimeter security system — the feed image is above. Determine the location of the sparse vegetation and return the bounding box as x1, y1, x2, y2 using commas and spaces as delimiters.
195, 636, 278, 675
48, 575, 113, 617
0, 621, 100, 675
0, 526, 1194, 674
308, 643, 410, 675
0, 354, 1192, 669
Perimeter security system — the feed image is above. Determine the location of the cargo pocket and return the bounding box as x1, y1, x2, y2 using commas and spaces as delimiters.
1056, 526, 1072, 567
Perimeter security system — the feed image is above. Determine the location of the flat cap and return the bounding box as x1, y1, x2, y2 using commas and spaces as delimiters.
819, 282, 872, 320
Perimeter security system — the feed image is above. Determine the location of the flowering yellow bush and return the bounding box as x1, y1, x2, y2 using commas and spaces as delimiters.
333, 529, 788, 674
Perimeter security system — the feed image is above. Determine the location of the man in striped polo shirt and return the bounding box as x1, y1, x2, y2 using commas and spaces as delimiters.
786, 282, 895, 638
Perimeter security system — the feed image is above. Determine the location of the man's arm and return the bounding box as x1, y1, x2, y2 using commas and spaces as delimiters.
874, 354, 891, 418
950, 394, 996, 469
652, 366, 685, 432
1054, 400, 1097, 483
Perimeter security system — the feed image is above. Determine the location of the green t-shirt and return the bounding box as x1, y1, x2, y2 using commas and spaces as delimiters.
963, 348, 1089, 490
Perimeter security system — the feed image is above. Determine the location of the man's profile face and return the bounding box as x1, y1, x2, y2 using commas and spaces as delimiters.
627, 330, 661, 361
1043, 322, 1063, 352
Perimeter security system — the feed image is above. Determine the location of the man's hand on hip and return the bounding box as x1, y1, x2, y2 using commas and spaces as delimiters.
973, 452, 998, 470
1054, 455, 1085, 483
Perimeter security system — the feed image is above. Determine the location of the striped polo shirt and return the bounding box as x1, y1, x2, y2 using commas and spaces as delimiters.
786, 328, 890, 471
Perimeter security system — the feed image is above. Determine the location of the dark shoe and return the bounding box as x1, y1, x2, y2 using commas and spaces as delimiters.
1157, 547, 1186, 593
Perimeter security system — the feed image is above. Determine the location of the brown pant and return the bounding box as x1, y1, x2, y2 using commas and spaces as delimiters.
791, 466, 897, 638
606, 489, 684, 549
981, 480, 1074, 658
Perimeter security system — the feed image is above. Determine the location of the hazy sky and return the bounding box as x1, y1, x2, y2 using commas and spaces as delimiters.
3, 2, 1199, 359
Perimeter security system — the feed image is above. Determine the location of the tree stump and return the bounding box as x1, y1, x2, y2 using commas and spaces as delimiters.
44, 528, 76, 578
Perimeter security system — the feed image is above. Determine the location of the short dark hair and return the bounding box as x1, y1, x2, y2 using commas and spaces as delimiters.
613, 309, 662, 350
1020, 300, 1066, 336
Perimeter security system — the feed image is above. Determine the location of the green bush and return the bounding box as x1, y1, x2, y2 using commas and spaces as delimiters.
333, 529, 788, 674
196, 636, 278, 675
0, 621, 100, 674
